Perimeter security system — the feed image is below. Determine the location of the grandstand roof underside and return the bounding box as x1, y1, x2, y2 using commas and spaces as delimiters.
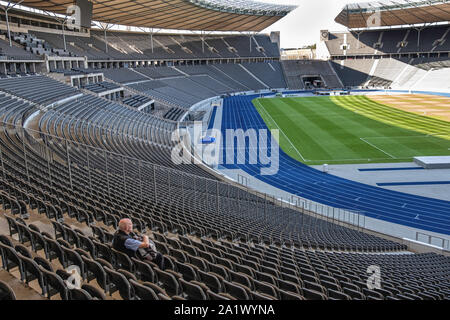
335, 0, 450, 28
9, 0, 296, 32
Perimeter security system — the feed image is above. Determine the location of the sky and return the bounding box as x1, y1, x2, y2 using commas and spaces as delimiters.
261, 0, 354, 48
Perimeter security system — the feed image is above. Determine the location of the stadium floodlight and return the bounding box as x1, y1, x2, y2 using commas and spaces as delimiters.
3, 0, 25, 47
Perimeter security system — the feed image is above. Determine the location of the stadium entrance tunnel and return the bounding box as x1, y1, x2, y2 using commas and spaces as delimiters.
302, 76, 324, 89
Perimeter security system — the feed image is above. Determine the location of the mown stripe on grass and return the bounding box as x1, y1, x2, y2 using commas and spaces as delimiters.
253, 95, 450, 165
281, 98, 385, 160
331, 95, 450, 139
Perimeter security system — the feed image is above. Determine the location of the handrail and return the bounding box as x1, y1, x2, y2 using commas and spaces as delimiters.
416, 232, 450, 251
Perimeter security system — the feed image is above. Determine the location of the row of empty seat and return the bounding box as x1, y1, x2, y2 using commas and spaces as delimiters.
82, 81, 121, 94
326, 25, 450, 56
24, 31, 279, 61
2, 194, 449, 301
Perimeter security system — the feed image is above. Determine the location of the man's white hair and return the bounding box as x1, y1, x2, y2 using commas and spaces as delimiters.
118, 218, 132, 231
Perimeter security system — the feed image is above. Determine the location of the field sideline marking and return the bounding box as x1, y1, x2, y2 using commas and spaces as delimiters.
255, 99, 308, 162
361, 134, 450, 139
426, 132, 450, 137
360, 137, 397, 159
309, 157, 411, 163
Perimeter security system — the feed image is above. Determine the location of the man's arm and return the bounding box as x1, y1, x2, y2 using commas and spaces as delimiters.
139, 235, 150, 249
124, 238, 148, 251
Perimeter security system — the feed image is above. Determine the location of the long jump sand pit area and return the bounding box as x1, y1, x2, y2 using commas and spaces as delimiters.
368, 94, 450, 122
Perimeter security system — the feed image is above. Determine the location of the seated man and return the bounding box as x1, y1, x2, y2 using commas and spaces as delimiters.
112, 218, 164, 270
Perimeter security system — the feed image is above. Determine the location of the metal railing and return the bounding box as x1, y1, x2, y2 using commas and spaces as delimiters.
0, 121, 367, 235
416, 232, 450, 251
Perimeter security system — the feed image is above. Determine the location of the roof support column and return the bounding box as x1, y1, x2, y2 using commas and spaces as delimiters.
352, 30, 364, 49
104, 28, 108, 53
62, 19, 67, 51
201, 31, 205, 54
96, 22, 113, 54
4, 0, 25, 47
244, 32, 257, 54
414, 25, 427, 50
140, 28, 161, 54
151, 32, 153, 53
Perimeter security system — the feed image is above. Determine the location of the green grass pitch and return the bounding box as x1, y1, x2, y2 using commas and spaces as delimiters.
253, 95, 450, 165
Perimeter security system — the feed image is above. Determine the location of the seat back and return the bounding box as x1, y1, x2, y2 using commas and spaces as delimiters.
155, 268, 181, 297
175, 261, 198, 282
28, 229, 46, 253
51, 221, 66, 240
304, 280, 326, 295
206, 290, 234, 300
277, 279, 302, 295
33, 255, 53, 272
81, 256, 107, 291
327, 289, 351, 300
0, 280, 16, 300
18, 254, 45, 295
0, 235, 14, 247
278, 289, 304, 300
104, 266, 133, 300
117, 269, 137, 282
112, 248, 134, 272
91, 226, 106, 243
198, 270, 222, 294
129, 279, 159, 300
4, 216, 19, 237
0, 243, 23, 276
253, 279, 279, 299
16, 223, 32, 245
141, 282, 167, 296
251, 291, 275, 300
39, 267, 69, 300
69, 288, 93, 300
343, 287, 365, 300
81, 284, 107, 300
93, 241, 113, 264
222, 280, 249, 300
62, 247, 85, 277
234, 264, 255, 278
302, 288, 327, 300
15, 244, 32, 259
362, 288, 384, 300
78, 235, 96, 258
179, 278, 207, 300
64, 227, 80, 247
131, 257, 155, 283
208, 263, 230, 281
43, 236, 66, 266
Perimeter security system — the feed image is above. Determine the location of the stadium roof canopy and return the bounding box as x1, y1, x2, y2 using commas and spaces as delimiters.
7, 0, 297, 32
335, 0, 450, 29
